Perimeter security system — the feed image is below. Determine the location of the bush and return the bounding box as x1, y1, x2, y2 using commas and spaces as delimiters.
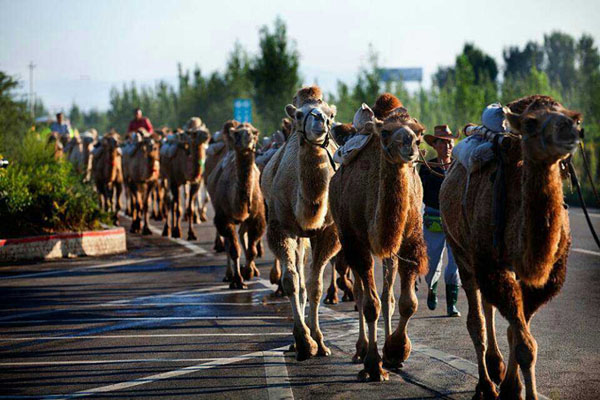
0, 131, 111, 238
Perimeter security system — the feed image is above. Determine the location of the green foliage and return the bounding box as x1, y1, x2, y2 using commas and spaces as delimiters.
0, 72, 31, 151
0, 131, 110, 238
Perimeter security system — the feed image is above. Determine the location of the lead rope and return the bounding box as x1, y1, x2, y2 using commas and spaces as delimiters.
567, 157, 600, 249
299, 109, 338, 172
418, 150, 446, 178
578, 139, 600, 207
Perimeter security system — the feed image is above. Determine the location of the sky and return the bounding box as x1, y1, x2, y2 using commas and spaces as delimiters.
1, 0, 599, 113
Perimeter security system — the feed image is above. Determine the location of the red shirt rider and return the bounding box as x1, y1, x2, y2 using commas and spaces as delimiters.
128, 108, 153, 134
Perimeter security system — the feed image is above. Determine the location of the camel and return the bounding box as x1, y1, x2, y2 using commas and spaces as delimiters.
91, 132, 123, 223
122, 130, 160, 234
439, 95, 582, 400
204, 121, 239, 252
160, 118, 211, 240
329, 93, 428, 382
65, 131, 96, 181
261, 86, 340, 361
207, 122, 265, 289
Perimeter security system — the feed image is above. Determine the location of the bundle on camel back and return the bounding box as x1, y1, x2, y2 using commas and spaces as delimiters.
160, 117, 211, 240
330, 93, 428, 382
439, 95, 583, 400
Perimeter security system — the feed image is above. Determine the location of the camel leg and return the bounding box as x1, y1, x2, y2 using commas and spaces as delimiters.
130, 183, 141, 233
268, 220, 316, 361
171, 184, 181, 238
483, 300, 506, 384
477, 264, 537, 400
187, 183, 199, 241
336, 255, 354, 302
270, 259, 284, 297
381, 257, 398, 341
324, 260, 339, 304
199, 182, 209, 222
162, 185, 172, 237
215, 213, 245, 289
297, 238, 309, 316
113, 181, 122, 226
352, 276, 368, 364
307, 224, 339, 356
141, 182, 153, 235
241, 217, 264, 280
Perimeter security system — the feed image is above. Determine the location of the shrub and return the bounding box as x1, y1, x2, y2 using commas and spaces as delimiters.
0, 131, 111, 238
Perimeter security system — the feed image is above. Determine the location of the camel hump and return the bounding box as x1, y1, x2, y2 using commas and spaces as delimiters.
372, 93, 403, 119
506, 95, 561, 114
293, 85, 323, 107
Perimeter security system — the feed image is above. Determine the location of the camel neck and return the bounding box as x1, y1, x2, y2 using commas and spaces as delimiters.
371, 153, 411, 257
234, 150, 255, 216
519, 156, 565, 286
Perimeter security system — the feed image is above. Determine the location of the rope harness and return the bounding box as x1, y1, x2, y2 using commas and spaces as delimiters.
297, 108, 338, 172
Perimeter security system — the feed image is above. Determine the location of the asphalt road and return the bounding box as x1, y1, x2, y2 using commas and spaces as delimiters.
0, 208, 598, 400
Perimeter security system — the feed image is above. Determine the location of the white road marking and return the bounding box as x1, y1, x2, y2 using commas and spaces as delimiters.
0, 316, 288, 324
0, 332, 291, 341
572, 247, 600, 257
0, 253, 199, 281
0, 358, 219, 366
263, 351, 294, 400
42, 345, 289, 400
571, 211, 600, 218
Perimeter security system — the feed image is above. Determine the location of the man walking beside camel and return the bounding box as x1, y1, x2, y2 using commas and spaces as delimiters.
420, 125, 461, 317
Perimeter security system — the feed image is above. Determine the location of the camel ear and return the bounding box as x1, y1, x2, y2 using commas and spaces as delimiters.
505, 111, 522, 133
565, 110, 583, 124
329, 105, 337, 119
285, 104, 297, 118
364, 119, 382, 133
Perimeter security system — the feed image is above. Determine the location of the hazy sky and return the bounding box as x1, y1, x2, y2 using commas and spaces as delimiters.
1, 0, 599, 112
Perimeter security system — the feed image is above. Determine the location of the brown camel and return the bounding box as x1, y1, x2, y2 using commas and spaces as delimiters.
65, 131, 96, 181
91, 132, 123, 224
207, 122, 265, 289
439, 95, 582, 400
122, 130, 160, 234
204, 120, 239, 252
261, 86, 340, 361
329, 93, 428, 382
160, 118, 211, 240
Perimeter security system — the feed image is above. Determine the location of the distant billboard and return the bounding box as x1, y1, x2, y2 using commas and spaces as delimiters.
379, 68, 423, 83
233, 98, 252, 123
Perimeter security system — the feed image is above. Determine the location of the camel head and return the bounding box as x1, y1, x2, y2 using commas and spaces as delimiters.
364, 111, 424, 164
285, 99, 336, 146
230, 123, 259, 154
506, 107, 582, 163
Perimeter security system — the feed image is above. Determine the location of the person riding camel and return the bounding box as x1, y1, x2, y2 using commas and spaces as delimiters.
420, 124, 461, 317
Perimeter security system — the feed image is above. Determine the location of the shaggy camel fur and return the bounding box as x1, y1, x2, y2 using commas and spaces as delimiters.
207, 122, 265, 288
439, 95, 582, 400
123, 131, 161, 234
91, 133, 123, 223
329, 93, 428, 382
160, 118, 211, 240
261, 86, 340, 361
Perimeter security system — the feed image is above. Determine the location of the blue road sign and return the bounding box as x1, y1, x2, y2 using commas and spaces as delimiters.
234, 98, 252, 123
379, 68, 423, 82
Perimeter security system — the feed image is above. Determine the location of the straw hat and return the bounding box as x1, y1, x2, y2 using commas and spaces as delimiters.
424, 125, 458, 146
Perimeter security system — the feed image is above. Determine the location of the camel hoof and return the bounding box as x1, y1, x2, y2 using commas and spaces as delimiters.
287, 343, 296, 352
294, 334, 318, 361
342, 291, 354, 302
273, 284, 285, 297
473, 381, 500, 400
214, 239, 225, 253
317, 342, 331, 357
324, 290, 339, 305
187, 232, 197, 241
229, 280, 247, 290
162, 226, 170, 237
357, 367, 389, 382
172, 227, 181, 238
199, 211, 207, 222
242, 266, 254, 281
142, 226, 152, 236
383, 335, 411, 368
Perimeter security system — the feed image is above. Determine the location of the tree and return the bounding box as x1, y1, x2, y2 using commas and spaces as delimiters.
503, 41, 544, 79
544, 31, 577, 91
249, 17, 301, 134
0, 72, 30, 150
69, 103, 83, 130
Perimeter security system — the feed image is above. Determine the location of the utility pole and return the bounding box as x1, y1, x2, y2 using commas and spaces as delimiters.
28, 62, 35, 118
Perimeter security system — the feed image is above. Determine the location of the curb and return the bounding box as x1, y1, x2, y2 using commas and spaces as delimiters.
0, 227, 127, 262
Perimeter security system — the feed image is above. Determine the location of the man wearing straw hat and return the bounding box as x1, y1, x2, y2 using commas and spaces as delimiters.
419, 125, 461, 317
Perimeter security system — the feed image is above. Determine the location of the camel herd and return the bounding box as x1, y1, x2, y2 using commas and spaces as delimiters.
51, 87, 582, 400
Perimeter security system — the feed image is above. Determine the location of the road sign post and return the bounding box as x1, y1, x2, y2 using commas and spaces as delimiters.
234, 99, 252, 123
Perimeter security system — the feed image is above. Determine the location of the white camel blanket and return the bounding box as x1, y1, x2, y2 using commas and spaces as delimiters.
207, 142, 226, 157
453, 125, 509, 173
